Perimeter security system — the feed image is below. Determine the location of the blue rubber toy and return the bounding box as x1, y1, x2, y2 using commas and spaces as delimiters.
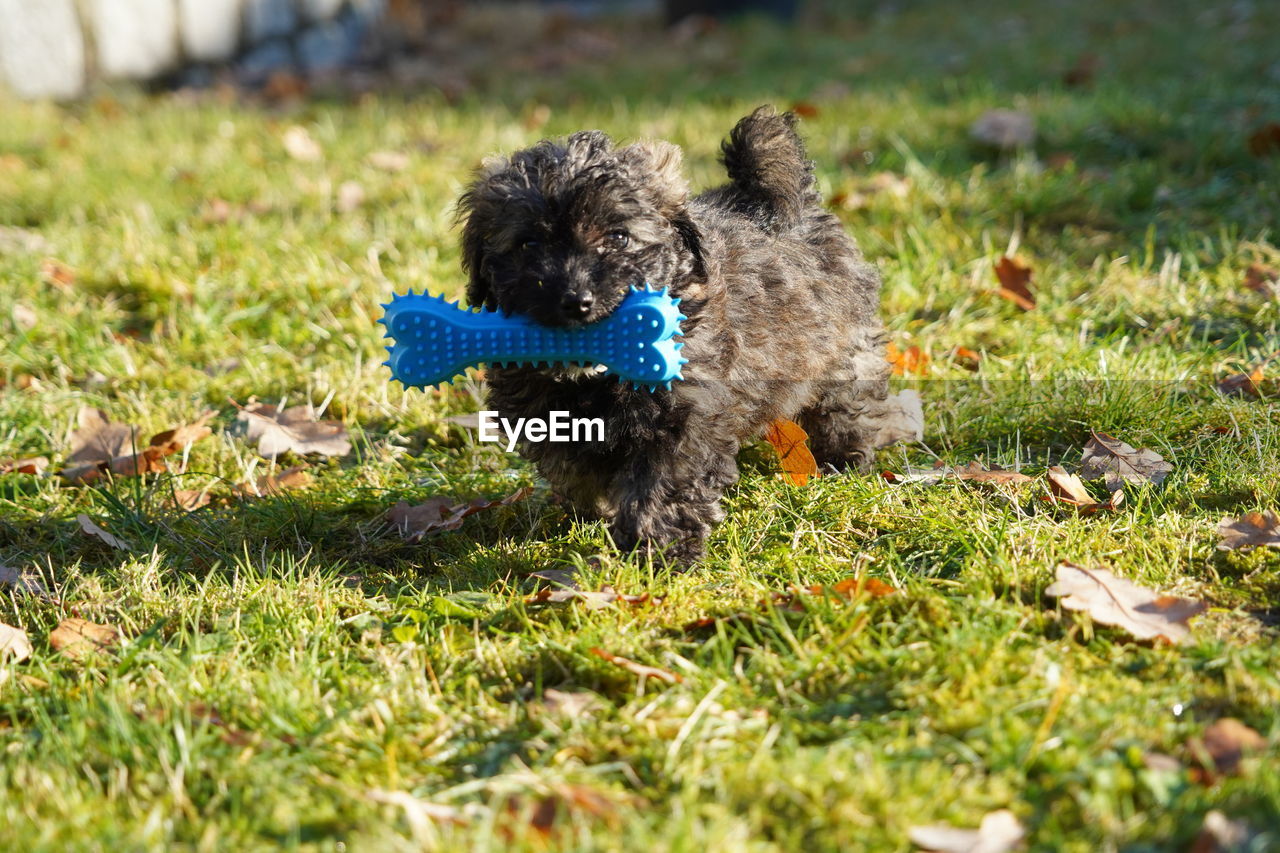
379, 285, 688, 391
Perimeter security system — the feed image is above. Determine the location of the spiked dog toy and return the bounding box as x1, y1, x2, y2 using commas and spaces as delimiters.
379, 285, 687, 391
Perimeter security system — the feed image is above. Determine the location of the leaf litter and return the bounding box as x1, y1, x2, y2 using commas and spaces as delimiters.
1045, 562, 1206, 644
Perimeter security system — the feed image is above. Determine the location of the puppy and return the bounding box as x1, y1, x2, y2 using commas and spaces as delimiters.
458, 106, 893, 564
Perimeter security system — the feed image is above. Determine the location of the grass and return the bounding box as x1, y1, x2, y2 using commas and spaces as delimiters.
2, 0, 1280, 848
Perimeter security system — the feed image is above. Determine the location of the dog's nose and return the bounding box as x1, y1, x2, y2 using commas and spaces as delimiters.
562, 291, 594, 318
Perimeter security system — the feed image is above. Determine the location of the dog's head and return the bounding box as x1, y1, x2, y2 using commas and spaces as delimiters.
457, 130, 705, 327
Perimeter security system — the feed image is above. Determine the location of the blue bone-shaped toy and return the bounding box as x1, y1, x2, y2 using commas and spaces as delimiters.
379, 285, 687, 391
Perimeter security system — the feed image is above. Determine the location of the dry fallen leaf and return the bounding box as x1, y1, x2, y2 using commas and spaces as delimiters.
234, 465, 313, 498
0, 565, 51, 599
388, 487, 533, 543
0, 456, 48, 475
950, 346, 982, 370
763, 419, 819, 486
1062, 53, 1099, 88
167, 489, 213, 511
1045, 466, 1122, 512
40, 257, 76, 287
76, 514, 132, 551
512, 784, 622, 838
790, 101, 821, 119
1188, 718, 1267, 781
908, 808, 1026, 853
0, 622, 33, 663
952, 462, 1033, 485
61, 408, 214, 484
235, 401, 351, 459
994, 256, 1036, 311
1080, 431, 1173, 487
1244, 263, 1278, 295
887, 342, 931, 376
1217, 365, 1266, 398
589, 647, 682, 684
1216, 510, 1280, 550
526, 584, 649, 611
49, 618, 121, 660
970, 108, 1036, 149
11, 303, 36, 330
1045, 562, 1206, 644
282, 125, 323, 162
778, 575, 898, 610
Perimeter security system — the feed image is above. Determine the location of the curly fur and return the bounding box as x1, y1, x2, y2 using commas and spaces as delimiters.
457, 106, 891, 564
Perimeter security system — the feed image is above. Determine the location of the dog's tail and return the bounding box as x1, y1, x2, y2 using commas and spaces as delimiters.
719, 106, 817, 233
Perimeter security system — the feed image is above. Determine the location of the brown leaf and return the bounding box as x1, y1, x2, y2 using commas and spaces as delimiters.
49, 618, 121, 660
908, 809, 1026, 853
167, 489, 213, 511
523, 784, 620, 837
67, 407, 138, 466
1080, 431, 1173, 487
775, 575, 897, 611
1045, 466, 1101, 511
147, 410, 215, 456
0, 565, 52, 599
1044, 562, 1206, 644
234, 465, 313, 499
1247, 122, 1280, 158
887, 342, 931, 376
589, 647, 682, 684
1217, 365, 1265, 398
763, 419, 819, 486
0, 622, 33, 663
1062, 53, 1099, 88
76, 514, 132, 551
1188, 718, 1267, 780
235, 401, 351, 459
526, 584, 649, 611
40, 258, 76, 288
388, 487, 533, 542
1244, 263, 1278, 295
994, 256, 1036, 310
952, 462, 1033, 485
0, 457, 49, 475
790, 101, 821, 119
951, 346, 982, 370
1216, 511, 1280, 550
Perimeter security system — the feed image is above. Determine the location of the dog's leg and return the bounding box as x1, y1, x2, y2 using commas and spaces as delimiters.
797, 340, 893, 471
609, 429, 739, 565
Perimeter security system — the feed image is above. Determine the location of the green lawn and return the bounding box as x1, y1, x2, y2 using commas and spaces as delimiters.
3, 1, 1280, 849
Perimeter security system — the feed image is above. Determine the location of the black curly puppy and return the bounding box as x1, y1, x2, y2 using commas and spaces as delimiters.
458, 106, 895, 564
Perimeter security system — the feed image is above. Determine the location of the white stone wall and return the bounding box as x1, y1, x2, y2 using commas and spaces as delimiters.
0, 0, 386, 99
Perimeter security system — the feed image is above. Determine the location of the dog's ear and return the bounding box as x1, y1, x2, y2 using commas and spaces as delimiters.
455, 156, 508, 309
624, 140, 689, 215
624, 141, 705, 279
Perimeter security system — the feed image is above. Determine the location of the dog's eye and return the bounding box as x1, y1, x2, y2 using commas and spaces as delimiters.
603, 231, 630, 251
520, 239, 541, 251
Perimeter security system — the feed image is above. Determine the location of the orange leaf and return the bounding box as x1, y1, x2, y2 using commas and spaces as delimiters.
951, 346, 982, 370
994, 256, 1036, 310
763, 419, 819, 486
790, 101, 820, 119
886, 342, 931, 376
1244, 263, 1278, 294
